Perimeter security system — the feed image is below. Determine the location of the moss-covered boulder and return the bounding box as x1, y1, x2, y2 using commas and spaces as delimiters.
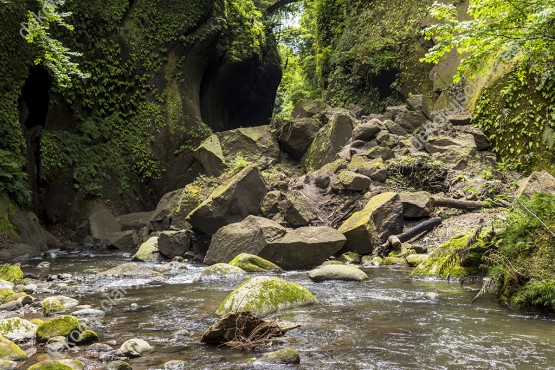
406, 254, 429, 267
347, 156, 387, 182
255, 347, 301, 365
411, 234, 482, 279
228, 254, 283, 273
338, 252, 361, 264
199, 264, 246, 279
302, 113, 355, 172
0, 334, 25, 361
106, 361, 132, 370
216, 276, 317, 316
148, 181, 214, 232
42, 296, 79, 316
76, 329, 98, 345
332, 171, 372, 192
187, 165, 267, 235
383, 257, 408, 266
338, 192, 403, 254
27, 359, 84, 370
0, 318, 37, 342
308, 265, 369, 282
0, 265, 22, 284
217, 125, 280, 164
132, 237, 164, 263
36, 315, 81, 343
0, 360, 16, 369
0, 289, 19, 305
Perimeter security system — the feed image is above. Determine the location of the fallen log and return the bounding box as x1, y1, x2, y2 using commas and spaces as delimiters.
429, 197, 485, 210
374, 217, 442, 257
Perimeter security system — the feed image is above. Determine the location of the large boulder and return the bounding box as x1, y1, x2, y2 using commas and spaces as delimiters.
205, 217, 345, 270
36, 315, 81, 343
187, 165, 267, 235
0, 197, 59, 260
424, 133, 477, 155
197, 263, 246, 280
399, 191, 431, 219
308, 265, 369, 282
302, 113, 355, 172
291, 99, 329, 119
88, 209, 121, 240
278, 118, 322, 159
259, 227, 346, 270
516, 171, 555, 198
204, 216, 286, 265
132, 237, 164, 263
352, 119, 381, 141
194, 135, 227, 177
283, 191, 317, 226
117, 212, 153, 231
454, 125, 491, 150
0, 265, 22, 283
216, 276, 317, 316
338, 192, 403, 254
148, 181, 213, 232
157, 230, 192, 259
347, 155, 387, 182
332, 171, 372, 192
217, 126, 279, 164
106, 231, 138, 250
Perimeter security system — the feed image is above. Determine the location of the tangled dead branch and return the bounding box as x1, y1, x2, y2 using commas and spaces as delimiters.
201, 312, 300, 351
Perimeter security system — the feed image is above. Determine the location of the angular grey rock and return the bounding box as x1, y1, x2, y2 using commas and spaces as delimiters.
279, 118, 322, 159
117, 212, 153, 231
283, 191, 317, 226
158, 230, 192, 259
352, 119, 381, 141
399, 191, 431, 219
187, 165, 267, 235
194, 135, 227, 177
516, 171, 555, 198
89, 209, 121, 240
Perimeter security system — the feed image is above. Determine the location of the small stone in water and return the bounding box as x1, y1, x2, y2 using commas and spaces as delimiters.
164, 360, 188, 370
130, 303, 138, 311
37, 262, 50, 269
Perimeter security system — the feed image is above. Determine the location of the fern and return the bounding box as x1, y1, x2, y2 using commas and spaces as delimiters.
0, 150, 30, 206
542, 126, 555, 150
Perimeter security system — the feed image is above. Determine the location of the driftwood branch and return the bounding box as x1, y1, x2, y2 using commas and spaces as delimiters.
374, 217, 442, 257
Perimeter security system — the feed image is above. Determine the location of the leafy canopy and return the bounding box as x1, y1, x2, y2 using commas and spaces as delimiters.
422, 0, 555, 83
21, 0, 89, 88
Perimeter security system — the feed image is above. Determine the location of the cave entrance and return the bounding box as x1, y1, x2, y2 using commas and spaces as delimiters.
20, 66, 52, 213
372, 68, 401, 101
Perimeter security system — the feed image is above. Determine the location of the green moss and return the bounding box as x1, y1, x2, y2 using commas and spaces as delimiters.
0, 334, 26, 361
258, 347, 300, 364
36, 315, 81, 343
216, 276, 317, 316
77, 329, 99, 345
228, 253, 283, 273
383, 257, 408, 266
411, 235, 482, 279
28, 360, 84, 370
338, 252, 361, 264
43, 300, 65, 316
0, 265, 22, 284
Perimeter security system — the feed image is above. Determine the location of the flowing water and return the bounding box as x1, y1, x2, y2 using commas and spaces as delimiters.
18, 253, 555, 369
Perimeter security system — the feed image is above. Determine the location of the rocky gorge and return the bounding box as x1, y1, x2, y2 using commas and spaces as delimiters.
1, 95, 555, 368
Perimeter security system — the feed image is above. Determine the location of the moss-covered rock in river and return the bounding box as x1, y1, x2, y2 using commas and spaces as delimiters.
0, 334, 26, 361
255, 347, 301, 365
199, 263, 247, 279
411, 234, 484, 279
27, 359, 84, 370
132, 237, 164, 263
216, 276, 317, 316
228, 254, 283, 273
36, 315, 81, 343
0, 318, 37, 343
76, 329, 98, 345
0, 265, 22, 284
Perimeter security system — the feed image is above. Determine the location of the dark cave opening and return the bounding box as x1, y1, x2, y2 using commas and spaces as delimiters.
372, 68, 402, 101
19, 66, 52, 213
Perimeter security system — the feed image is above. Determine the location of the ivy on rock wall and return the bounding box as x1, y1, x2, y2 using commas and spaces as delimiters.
473, 62, 555, 173
0, 0, 277, 223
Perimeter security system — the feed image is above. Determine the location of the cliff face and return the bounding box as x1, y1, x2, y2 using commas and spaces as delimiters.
0, 0, 281, 226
